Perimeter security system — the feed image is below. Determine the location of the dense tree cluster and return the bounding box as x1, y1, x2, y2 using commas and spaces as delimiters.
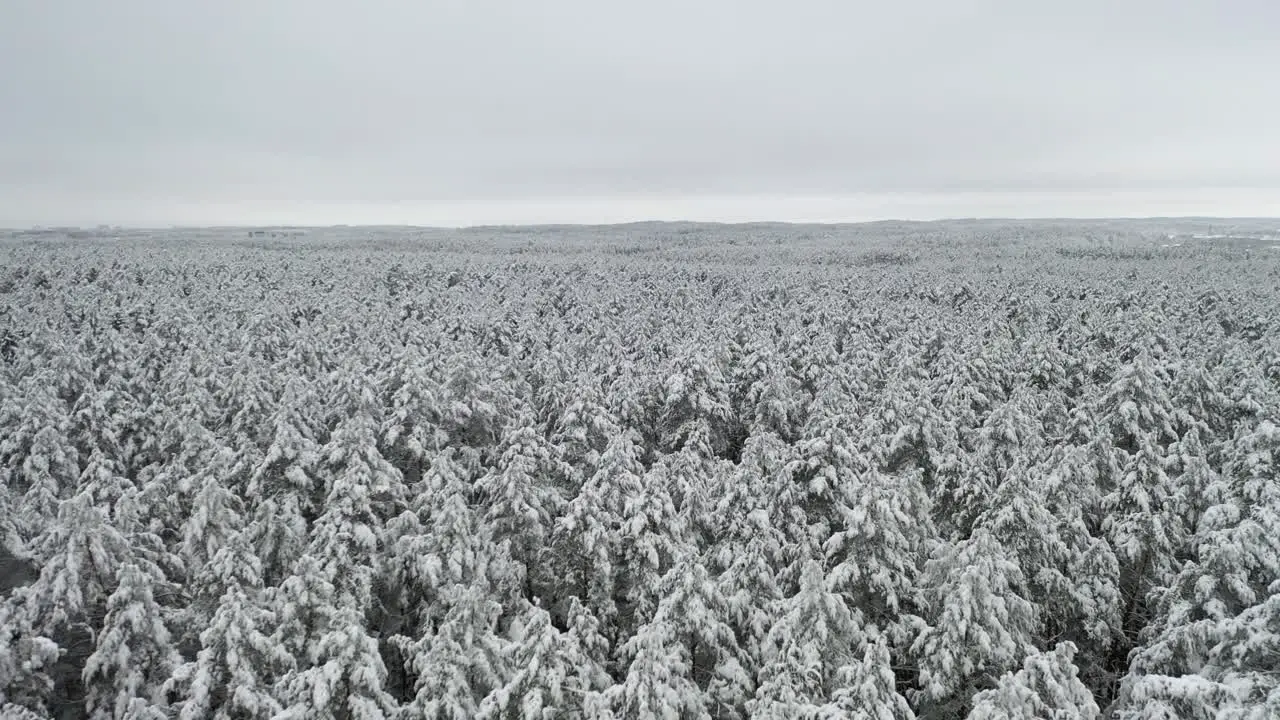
2, 223, 1279, 719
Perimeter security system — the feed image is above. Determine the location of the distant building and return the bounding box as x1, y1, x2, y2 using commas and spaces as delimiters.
247, 228, 308, 238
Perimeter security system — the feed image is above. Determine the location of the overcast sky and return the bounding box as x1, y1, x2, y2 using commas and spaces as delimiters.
3, 0, 1278, 226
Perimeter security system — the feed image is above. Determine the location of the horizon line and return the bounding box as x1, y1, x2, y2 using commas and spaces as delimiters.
8, 215, 1280, 233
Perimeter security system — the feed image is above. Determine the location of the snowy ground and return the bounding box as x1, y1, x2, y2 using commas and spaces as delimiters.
1, 220, 1278, 719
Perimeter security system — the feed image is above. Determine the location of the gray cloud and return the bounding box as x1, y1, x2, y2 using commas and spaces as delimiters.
3, 0, 1279, 225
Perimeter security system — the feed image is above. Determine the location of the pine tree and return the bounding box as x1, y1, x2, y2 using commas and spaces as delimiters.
945, 394, 1043, 539
244, 492, 310, 590
1093, 354, 1185, 626
614, 462, 685, 637
655, 350, 734, 456
602, 618, 709, 720
1119, 420, 1280, 718
733, 336, 806, 443
381, 449, 506, 637
175, 578, 292, 719
716, 508, 785, 676
181, 450, 252, 635
0, 595, 61, 714
863, 376, 963, 507
77, 448, 137, 523
436, 352, 513, 459
23, 492, 136, 637
552, 430, 648, 648
1165, 427, 1220, 537
618, 559, 751, 718
966, 642, 1099, 720
14, 426, 80, 558
244, 382, 323, 586
547, 384, 621, 495
825, 465, 933, 644
477, 420, 564, 600
714, 432, 794, 597
659, 423, 725, 549
1038, 445, 1123, 673
309, 403, 400, 612
382, 353, 448, 484
271, 555, 336, 667
270, 409, 400, 718
1101, 436, 1184, 617
751, 561, 864, 718
181, 446, 247, 583
1198, 585, 1280, 719
821, 638, 915, 720
82, 563, 179, 720
273, 602, 398, 720
477, 603, 610, 720
783, 402, 868, 582
911, 530, 1038, 719
1130, 429, 1279, 678
398, 585, 507, 720
1110, 673, 1228, 720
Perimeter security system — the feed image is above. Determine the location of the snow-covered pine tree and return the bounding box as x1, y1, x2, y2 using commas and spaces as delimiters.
732, 334, 806, 444
382, 352, 448, 485
181, 446, 247, 585
1037, 444, 1123, 669
1171, 360, 1233, 445
22, 491, 137, 638
1197, 584, 1280, 719
179, 446, 251, 633
1091, 353, 1187, 679
0, 596, 61, 715
436, 351, 514, 466
971, 453, 1100, 665
269, 395, 402, 718
1165, 427, 1220, 540
270, 555, 335, 670
657, 421, 725, 550
1110, 673, 1229, 720
944, 393, 1044, 539
608, 559, 751, 718
546, 383, 621, 496
273, 602, 399, 720
911, 529, 1038, 719
82, 563, 178, 720
751, 560, 864, 718
601, 619, 708, 720
551, 429, 648, 651
783, 398, 867, 587
77, 447, 136, 518
310, 397, 402, 611
966, 642, 1099, 720
380, 445, 519, 709
863, 375, 962, 507
12, 425, 80, 560
825, 464, 933, 648
172, 536, 292, 720
821, 637, 915, 720
381, 448, 510, 637
715, 508, 785, 678
477, 603, 610, 720
397, 584, 508, 720
655, 349, 735, 457
244, 379, 324, 586
477, 419, 565, 602
1118, 420, 1280, 717
613, 461, 686, 638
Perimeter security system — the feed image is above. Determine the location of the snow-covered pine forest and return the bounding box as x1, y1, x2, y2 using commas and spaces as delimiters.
2, 220, 1278, 720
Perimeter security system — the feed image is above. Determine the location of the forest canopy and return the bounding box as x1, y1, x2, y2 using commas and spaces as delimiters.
1, 220, 1278, 719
